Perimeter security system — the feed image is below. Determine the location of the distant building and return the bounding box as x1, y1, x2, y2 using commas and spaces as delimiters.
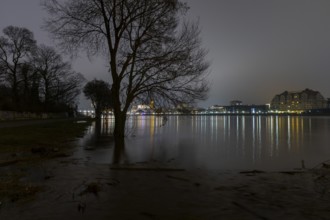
130, 104, 153, 114
176, 103, 193, 113
225, 104, 268, 114
230, 100, 242, 106
208, 105, 225, 113
206, 104, 268, 114
150, 100, 155, 109
192, 107, 206, 114
271, 88, 327, 111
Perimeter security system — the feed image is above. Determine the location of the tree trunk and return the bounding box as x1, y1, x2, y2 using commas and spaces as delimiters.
111, 77, 128, 138
95, 118, 101, 137
113, 110, 127, 138
12, 80, 19, 110
95, 105, 102, 120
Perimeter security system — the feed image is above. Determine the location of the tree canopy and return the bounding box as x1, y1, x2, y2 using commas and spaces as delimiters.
83, 79, 113, 119
0, 26, 84, 113
43, 0, 209, 136
0, 26, 37, 107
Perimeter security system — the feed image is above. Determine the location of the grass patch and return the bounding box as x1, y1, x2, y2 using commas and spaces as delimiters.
0, 119, 92, 154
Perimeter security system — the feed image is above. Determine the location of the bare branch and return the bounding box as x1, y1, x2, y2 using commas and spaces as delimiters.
43, 0, 208, 136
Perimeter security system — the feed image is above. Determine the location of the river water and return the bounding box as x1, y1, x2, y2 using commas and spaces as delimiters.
76, 115, 330, 171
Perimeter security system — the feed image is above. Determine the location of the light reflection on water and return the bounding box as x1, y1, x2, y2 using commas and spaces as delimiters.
75, 115, 330, 171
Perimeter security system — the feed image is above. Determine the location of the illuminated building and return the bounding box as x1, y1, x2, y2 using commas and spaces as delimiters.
271, 88, 327, 112
209, 105, 225, 113
206, 103, 268, 114
150, 100, 155, 109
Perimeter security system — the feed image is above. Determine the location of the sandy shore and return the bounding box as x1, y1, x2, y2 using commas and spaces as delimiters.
1, 156, 330, 220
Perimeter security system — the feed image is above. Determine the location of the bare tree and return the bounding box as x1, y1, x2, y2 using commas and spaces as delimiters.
43, 0, 209, 137
83, 79, 113, 119
0, 26, 37, 108
33, 44, 85, 112
19, 62, 41, 111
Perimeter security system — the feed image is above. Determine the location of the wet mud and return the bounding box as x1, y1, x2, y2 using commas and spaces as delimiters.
1, 156, 330, 220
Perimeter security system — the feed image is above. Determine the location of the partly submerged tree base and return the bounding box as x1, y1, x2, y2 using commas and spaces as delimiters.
113, 111, 127, 138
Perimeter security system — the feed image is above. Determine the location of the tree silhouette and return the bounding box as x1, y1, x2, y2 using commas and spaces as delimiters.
33, 44, 85, 112
0, 26, 84, 113
0, 26, 36, 109
83, 79, 113, 119
43, 0, 209, 137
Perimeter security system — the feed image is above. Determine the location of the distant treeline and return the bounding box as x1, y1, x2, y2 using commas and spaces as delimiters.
0, 26, 84, 114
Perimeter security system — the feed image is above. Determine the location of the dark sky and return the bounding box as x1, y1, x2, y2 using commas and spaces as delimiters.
1, 0, 330, 108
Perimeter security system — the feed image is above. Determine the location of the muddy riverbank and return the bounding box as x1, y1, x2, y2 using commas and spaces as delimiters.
1, 155, 330, 220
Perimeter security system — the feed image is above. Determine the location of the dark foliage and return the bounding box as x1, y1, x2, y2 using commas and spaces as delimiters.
83, 79, 113, 119
0, 26, 85, 113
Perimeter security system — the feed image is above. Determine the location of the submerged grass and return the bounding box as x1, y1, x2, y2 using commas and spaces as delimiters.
0, 119, 92, 154
0, 118, 93, 202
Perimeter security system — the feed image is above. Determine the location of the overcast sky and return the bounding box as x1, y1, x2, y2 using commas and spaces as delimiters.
1, 0, 330, 108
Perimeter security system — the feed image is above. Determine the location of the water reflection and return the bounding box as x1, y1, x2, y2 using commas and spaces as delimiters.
76, 116, 330, 171
112, 136, 126, 164
80, 119, 114, 150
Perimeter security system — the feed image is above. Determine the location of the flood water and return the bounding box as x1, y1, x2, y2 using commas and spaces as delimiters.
76, 115, 330, 171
